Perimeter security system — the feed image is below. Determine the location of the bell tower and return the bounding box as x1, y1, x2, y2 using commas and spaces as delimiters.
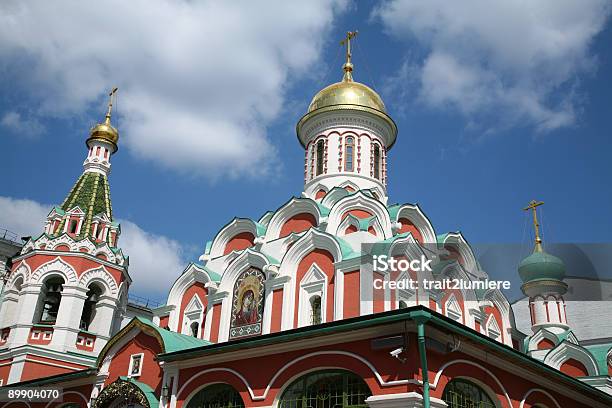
0, 89, 130, 385
519, 200, 569, 333
297, 32, 397, 203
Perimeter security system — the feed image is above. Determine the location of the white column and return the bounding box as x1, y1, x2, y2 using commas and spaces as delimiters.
7, 284, 41, 348
366, 393, 448, 408
90, 297, 119, 353
50, 285, 87, 351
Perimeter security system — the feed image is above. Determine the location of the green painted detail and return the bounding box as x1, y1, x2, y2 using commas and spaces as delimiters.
56, 172, 114, 243
436, 233, 450, 244
118, 376, 159, 408
518, 251, 566, 283
583, 342, 612, 373
134, 316, 211, 353
387, 204, 401, 219
334, 236, 357, 259
315, 202, 330, 216
254, 222, 267, 236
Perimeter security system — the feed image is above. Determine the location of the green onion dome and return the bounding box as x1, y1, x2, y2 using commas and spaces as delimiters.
518, 251, 566, 283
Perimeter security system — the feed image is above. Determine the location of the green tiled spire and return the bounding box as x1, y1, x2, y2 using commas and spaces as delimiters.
55, 172, 113, 240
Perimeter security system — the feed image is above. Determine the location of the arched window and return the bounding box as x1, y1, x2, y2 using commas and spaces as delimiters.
310, 295, 322, 325
38, 277, 65, 324
344, 136, 354, 171
279, 370, 371, 408
316, 140, 325, 176
69, 219, 78, 234
443, 379, 496, 408
186, 383, 244, 408
372, 144, 381, 180
80, 284, 103, 331
190, 321, 199, 338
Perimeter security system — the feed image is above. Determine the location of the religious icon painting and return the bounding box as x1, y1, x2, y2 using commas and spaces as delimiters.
128, 353, 143, 377
229, 267, 265, 339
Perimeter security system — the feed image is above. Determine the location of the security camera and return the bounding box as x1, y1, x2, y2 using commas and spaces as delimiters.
390, 347, 403, 358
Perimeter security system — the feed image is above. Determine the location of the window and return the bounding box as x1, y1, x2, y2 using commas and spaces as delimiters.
310, 295, 322, 325
279, 370, 371, 408
443, 379, 496, 408
190, 321, 199, 338
128, 353, 144, 378
38, 277, 65, 324
80, 284, 103, 331
69, 219, 78, 234
373, 144, 381, 179
316, 140, 325, 176
186, 383, 244, 408
344, 136, 354, 171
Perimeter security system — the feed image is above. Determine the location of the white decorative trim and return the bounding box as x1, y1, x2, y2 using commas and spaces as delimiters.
543, 341, 599, 376
366, 392, 448, 408
177, 350, 413, 402
519, 388, 561, 408
79, 266, 119, 296
264, 198, 321, 242
30, 257, 78, 284
326, 192, 392, 239
393, 204, 437, 244
208, 218, 260, 259
297, 265, 327, 327
431, 359, 512, 408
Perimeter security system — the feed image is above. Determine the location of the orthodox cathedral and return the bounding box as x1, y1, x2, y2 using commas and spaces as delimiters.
1, 34, 611, 408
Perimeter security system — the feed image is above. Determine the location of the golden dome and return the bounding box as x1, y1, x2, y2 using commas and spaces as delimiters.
86, 88, 119, 152
308, 66, 386, 113
87, 121, 119, 151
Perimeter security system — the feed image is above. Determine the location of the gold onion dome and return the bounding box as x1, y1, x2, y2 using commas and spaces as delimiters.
87, 87, 119, 152
298, 32, 397, 148
307, 63, 387, 114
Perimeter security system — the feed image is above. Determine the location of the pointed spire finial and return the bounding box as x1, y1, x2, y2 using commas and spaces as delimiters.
340, 31, 358, 82
524, 200, 545, 253
104, 87, 118, 125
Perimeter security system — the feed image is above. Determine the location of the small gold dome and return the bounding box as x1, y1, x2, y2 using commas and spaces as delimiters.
86, 87, 119, 152
308, 74, 386, 114
87, 122, 119, 151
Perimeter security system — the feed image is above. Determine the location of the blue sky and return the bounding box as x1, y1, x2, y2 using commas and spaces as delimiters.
1, 1, 611, 301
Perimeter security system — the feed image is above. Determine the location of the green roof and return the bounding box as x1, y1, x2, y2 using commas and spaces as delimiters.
56, 171, 114, 244
133, 317, 211, 353
518, 250, 566, 283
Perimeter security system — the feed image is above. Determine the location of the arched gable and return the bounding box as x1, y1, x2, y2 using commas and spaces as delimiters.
218, 249, 274, 293
6, 262, 31, 290
394, 204, 436, 244
544, 341, 599, 377
79, 265, 119, 296
209, 218, 262, 259
265, 198, 321, 241
441, 233, 483, 279
326, 192, 392, 239
167, 263, 217, 331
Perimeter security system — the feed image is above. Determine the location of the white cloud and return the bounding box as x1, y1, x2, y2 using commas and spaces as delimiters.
0, 196, 185, 300
373, 0, 610, 133
1, 111, 44, 137
0, 0, 346, 177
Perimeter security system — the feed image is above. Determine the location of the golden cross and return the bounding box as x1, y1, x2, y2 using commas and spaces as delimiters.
340, 31, 358, 64
105, 87, 119, 125
340, 31, 358, 81
524, 200, 544, 252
